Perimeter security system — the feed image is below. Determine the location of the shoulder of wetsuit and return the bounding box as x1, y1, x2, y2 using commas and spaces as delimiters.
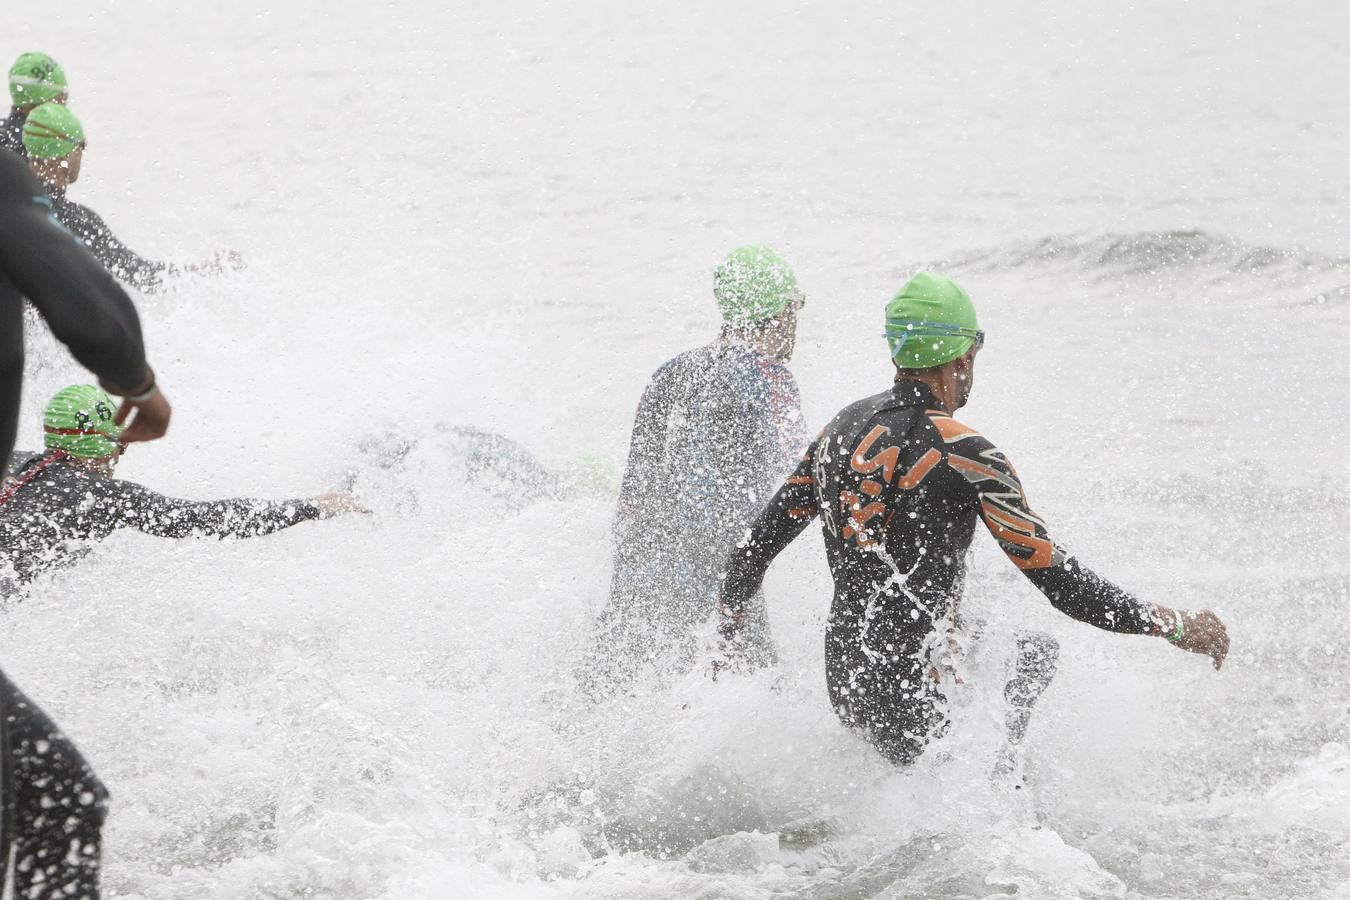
826, 386, 918, 431
923, 408, 993, 451
5, 451, 46, 477
646, 348, 700, 384
644, 345, 726, 396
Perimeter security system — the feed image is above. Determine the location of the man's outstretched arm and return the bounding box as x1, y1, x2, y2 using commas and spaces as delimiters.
717, 445, 821, 638
95, 479, 340, 539
946, 431, 1230, 669
60, 201, 167, 293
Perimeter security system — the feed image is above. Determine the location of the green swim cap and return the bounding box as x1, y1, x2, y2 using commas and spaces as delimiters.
9, 52, 67, 108
22, 102, 84, 160
884, 272, 983, 369
713, 245, 803, 325
44, 385, 123, 459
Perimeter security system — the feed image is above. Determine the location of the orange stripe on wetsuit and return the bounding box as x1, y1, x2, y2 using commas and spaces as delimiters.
931, 413, 1058, 570
929, 415, 980, 443
981, 500, 1056, 569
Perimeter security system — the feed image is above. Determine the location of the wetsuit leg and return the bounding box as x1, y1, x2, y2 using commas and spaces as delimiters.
0, 670, 107, 899
1003, 631, 1060, 745
992, 631, 1060, 782
825, 616, 947, 767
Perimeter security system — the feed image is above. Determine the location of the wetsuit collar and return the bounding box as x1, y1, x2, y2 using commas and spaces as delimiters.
891, 378, 942, 410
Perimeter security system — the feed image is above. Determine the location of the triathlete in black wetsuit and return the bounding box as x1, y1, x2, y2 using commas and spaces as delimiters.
717, 273, 1229, 767
1, 385, 359, 592
1, 147, 171, 899
578, 247, 809, 699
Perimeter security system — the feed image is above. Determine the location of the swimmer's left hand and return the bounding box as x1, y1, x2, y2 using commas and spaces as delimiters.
1171, 608, 1230, 671
184, 250, 246, 275
313, 492, 370, 517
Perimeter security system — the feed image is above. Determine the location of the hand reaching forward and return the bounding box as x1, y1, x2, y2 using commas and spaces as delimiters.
1169, 608, 1230, 670
313, 492, 370, 518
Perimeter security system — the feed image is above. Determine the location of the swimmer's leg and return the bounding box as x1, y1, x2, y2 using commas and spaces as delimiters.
993, 630, 1059, 781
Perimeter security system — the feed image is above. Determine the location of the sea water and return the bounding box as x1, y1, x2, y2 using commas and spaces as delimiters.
7, 1, 1350, 896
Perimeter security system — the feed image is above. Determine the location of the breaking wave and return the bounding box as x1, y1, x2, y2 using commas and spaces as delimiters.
934, 229, 1350, 283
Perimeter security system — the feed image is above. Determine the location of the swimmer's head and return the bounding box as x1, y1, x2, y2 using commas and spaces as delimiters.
22, 101, 84, 159
9, 52, 67, 110
23, 102, 85, 189
43, 384, 124, 461
713, 245, 804, 326
884, 272, 982, 370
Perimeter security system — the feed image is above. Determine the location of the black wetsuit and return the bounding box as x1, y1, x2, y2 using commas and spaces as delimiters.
0, 110, 24, 159
719, 379, 1165, 766
1, 450, 323, 589
43, 190, 166, 292
579, 339, 806, 696
1, 149, 154, 898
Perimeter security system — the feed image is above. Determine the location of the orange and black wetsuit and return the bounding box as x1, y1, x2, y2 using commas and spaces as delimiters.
718, 379, 1167, 766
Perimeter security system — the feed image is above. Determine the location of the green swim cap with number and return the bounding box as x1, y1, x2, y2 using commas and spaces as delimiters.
22, 102, 84, 160
713, 245, 803, 325
9, 52, 67, 108
884, 272, 983, 369
44, 385, 123, 459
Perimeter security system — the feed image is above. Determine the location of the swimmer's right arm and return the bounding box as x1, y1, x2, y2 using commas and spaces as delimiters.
97, 480, 325, 539
717, 447, 820, 643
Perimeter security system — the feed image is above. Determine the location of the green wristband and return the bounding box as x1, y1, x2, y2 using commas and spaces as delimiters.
1165, 610, 1185, 643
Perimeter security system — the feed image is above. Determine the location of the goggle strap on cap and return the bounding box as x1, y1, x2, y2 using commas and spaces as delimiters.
884, 320, 985, 358
883, 320, 983, 340
43, 425, 121, 439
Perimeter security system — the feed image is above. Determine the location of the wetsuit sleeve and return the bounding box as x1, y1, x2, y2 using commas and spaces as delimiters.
769, 369, 809, 468
718, 444, 820, 617
946, 432, 1163, 636
612, 374, 673, 547
0, 155, 150, 395
59, 201, 167, 292
92, 478, 322, 539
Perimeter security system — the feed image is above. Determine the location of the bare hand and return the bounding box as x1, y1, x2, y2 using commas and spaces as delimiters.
112, 388, 172, 444
185, 249, 246, 275
313, 491, 369, 518
1171, 608, 1230, 670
